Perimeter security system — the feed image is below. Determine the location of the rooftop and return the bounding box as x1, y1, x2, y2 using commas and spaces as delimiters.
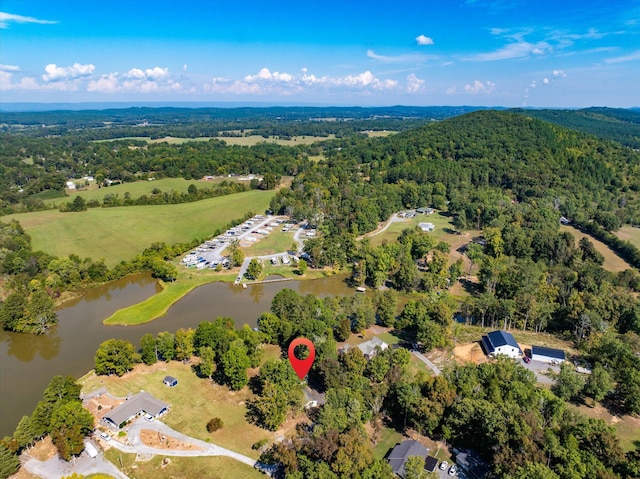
388, 440, 429, 478
103, 391, 169, 427
485, 330, 521, 351
531, 345, 566, 360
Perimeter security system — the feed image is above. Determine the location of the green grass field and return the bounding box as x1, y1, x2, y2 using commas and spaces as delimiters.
45, 178, 235, 206
616, 225, 640, 250
80, 361, 272, 460
560, 225, 636, 272
240, 229, 296, 256
96, 134, 334, 147
5, 190, 274, 267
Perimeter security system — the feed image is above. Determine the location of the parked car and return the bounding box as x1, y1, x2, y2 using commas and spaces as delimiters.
99, 432, 111, 441
449, 464, 458, 476
440, 461, 449, 471
144, 414, 154, 422
523, 356, 531, 363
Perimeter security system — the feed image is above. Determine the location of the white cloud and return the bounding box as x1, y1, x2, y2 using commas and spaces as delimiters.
553, 69, 567, 78
0, 12, 57, 28
244, 67, 294, 82
183, 64, 188, 72
0, 64, 20, 72
604, 50, 640, 64
446, 86, 457, 95
205, 68, 398, 95
406, 73, 425, 93
87, 73, 120, 93
467, 41, 551, 61
367, 49, 430, 64
416, 34, 434, 45
42, 63, 95, 82
464, 80, 495, 94
543, 78, 549, 84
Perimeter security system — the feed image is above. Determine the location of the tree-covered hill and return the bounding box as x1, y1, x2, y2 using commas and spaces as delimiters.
510, 107, 640, 148
322, 110, 640, 227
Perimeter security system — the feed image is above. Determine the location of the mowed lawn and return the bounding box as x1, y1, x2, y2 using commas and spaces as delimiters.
80, 360, 273, 459
5, 190, 274, 266
103, 451, 265, 479
44, 178, 235, 206
560, 225, 636, 272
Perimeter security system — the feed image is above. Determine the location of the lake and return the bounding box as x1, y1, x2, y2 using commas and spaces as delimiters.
0, 272, 354, 436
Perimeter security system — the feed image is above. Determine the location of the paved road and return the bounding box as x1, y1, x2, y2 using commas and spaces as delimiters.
292, 226, 308, 252
361, 213, 402, 239
235, 252, 295, 284
107, 418, 260, 469
21, 440, 130, 479
412, 350, 442, 376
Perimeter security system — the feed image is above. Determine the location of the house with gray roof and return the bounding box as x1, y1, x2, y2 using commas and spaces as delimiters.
387, 440, 429, 478
481, 330, 522, 359
102, 391, 169, 429
357, 337, 389, 359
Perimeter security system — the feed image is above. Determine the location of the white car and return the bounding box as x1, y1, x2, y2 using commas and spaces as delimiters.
144, 413, 154, 422
99, 432, 111, 441
440, 461, 449, 471
449, 465, 458, 476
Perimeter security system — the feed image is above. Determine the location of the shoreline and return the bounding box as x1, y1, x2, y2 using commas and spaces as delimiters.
102, 266, 337, 326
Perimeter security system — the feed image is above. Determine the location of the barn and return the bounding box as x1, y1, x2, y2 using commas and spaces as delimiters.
531, 345, 566, 364
481, 330, 522, 359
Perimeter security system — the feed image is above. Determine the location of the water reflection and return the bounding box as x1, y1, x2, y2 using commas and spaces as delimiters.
4, 326, 62, 362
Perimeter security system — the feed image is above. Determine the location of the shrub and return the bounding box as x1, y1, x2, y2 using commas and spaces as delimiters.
252, 438, 269, 450
206, 417, 224, 433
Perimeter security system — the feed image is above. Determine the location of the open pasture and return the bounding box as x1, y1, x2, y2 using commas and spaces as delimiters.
5, 190, 274, 267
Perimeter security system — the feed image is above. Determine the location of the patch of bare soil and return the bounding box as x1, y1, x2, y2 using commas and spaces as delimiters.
24, 437, 57, 462
139, 429, 203, 451
84, 394, 124, 425
452, 342, 487, 365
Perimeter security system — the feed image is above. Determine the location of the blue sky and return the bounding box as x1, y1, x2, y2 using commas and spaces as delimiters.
1, 0, 639, 107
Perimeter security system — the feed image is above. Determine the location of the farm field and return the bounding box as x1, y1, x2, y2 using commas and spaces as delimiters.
560, 225, 636, 272
79, 360, 272, 460
4, 190, 274, 267
45, 177, 232, 205
615, 225, 640, 249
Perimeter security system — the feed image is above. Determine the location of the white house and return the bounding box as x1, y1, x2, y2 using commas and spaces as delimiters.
418, 222, 435, 232
357, 337, 389, 359
481, 330, 522, 359
65, 181, 76, 190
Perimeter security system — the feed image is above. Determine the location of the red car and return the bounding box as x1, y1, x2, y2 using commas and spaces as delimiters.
523, 356, 531, 363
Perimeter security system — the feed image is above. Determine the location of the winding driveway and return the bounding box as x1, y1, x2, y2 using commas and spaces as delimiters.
110, 417, 261, 469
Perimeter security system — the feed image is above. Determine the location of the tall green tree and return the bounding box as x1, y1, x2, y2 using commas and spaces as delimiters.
221, 339, 250, 390
50, 401, 94, 460
174, 328, 195, 361
139, 333, 157, 365
583, 363, 613, 403
94, 339, 136, 376
198, 346, 216, 380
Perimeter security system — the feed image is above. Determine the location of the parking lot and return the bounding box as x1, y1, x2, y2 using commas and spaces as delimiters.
520, 358, 560, 384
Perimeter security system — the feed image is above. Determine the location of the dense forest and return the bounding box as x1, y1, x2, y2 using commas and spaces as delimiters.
511, 107, 640, 148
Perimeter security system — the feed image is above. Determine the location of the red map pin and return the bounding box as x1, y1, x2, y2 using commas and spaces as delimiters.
288, 337, 315, 380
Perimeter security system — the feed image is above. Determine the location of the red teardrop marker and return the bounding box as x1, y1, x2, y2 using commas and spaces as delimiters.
288, 337, 315, 380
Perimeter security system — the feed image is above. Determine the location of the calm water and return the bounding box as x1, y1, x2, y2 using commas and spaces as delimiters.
0, 273, 353, 436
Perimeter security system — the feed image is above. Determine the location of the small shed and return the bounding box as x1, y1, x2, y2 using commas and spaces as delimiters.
418, 222, 435, 232
531, 346, 565, 364
163, 376, 178, 387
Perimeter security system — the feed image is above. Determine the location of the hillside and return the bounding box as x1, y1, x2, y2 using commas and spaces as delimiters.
510, 107, 640, 148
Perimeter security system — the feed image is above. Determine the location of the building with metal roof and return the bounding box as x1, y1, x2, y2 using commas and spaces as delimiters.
531, 345, 566, 364
481, 330, 522, 359
387, 440, 429, 478
102, 391, 169, 429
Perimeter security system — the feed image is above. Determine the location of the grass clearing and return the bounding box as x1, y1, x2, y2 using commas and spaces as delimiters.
104, 450, 265, 479
240, 229, 296, 256
45, 178, 240, 205
570, 403, 640, 452
560, 225, 635, 273
214, 134, 335, 147
615, 225, 640, 250
80, 361, 272, 460
5, 190, 274, 267
372, 426, 403, 459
